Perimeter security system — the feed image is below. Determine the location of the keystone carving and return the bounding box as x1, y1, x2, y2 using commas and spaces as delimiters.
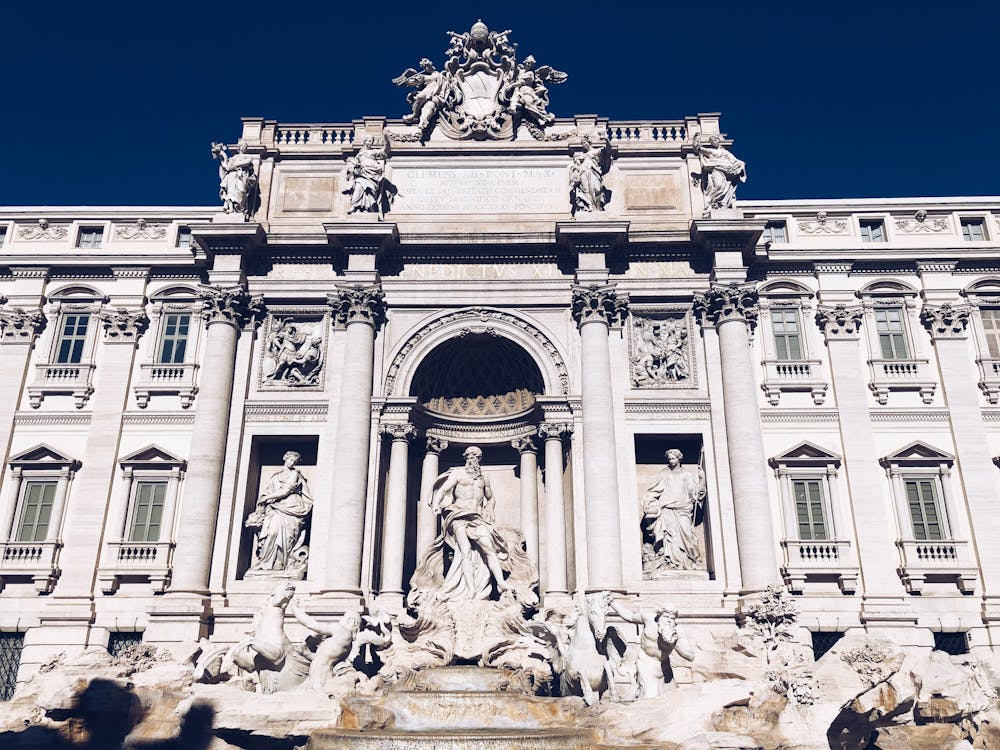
920, 303, 970, 338
199, 285, 263, 327
693, 283, 759, 327
0, 305, 46, 342
99, 307, 150, 342
815, 304, 864, 338
330, 284, 387, 329
571, 284, 628, 328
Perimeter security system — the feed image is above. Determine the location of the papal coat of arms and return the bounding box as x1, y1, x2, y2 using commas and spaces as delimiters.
393, 20, 567, 141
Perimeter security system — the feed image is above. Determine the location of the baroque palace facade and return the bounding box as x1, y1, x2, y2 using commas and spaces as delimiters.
2, 22, 1000, 701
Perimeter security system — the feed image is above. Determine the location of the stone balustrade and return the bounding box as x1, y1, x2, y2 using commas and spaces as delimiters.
781, 538, 858, 594
0, 540, 61, 593
97, 540, 174, 594
867, 357, 936, 404
896, 538, 978, 594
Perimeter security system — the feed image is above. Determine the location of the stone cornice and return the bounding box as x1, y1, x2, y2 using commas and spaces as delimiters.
99, 307, 150, 342
571, 283, 628, 328
692, 282, 758, 327
0, 305, 46, 342
198, 284, 263, 328
920, 303, 971, 339
329, 283, 387, 329
815, 304, 864, 339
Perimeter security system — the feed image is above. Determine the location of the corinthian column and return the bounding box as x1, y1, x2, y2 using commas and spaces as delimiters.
815, 303, 907, 616
417, 436, 448, 560
921, 303, 1000, 612
170, 285, 260, 594
539, 421, 572, 596
379, 422, 415, 602
323, 283, 386, 594
572, 283, 628, 590
694, 283, 778, 593
512, 434, 539, 566
0, 303, 46, 471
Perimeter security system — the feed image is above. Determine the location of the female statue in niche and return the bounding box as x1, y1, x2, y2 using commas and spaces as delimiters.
246, 451, 313, 579
640, 448, 706, 576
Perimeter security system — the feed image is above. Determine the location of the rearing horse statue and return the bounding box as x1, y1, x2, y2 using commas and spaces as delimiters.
559, 592, 622, 705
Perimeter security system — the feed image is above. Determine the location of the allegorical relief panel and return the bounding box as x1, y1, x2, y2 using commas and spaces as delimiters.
629, 311, 695, 389
637, 448, 707, 579
259, 313, 327, 390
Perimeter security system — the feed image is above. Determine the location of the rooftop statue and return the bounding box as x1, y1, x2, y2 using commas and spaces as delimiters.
691, 133, 746, 215
341, 137, 396, 219
392, 21, 567, 141
211, 141, 258, 219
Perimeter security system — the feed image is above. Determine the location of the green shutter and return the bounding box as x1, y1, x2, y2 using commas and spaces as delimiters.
129, 481, 167, 542
16, 481, 56, 542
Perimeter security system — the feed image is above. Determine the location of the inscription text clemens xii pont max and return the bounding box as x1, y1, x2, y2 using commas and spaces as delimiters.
392, 167, 565, 214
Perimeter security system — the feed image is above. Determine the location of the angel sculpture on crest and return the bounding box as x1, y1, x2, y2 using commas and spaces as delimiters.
393, 58, 452, 133
504, 55, 567, 129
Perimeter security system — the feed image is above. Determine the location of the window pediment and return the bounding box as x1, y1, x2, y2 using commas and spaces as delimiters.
769, 441, 841, 469
880, 441, 954, 468
118, 445, 186, 471
8, 443, 80, 471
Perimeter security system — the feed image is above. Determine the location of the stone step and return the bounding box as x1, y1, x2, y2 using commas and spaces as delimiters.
308, 727, 597, 749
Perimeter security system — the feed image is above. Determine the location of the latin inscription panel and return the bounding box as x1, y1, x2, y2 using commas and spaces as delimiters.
391, 167, 566, 214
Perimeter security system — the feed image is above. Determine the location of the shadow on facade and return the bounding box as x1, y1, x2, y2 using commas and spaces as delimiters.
0, 680, 214, 750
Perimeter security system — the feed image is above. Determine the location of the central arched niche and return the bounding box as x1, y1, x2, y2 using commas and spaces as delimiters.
409, 333, 545, 419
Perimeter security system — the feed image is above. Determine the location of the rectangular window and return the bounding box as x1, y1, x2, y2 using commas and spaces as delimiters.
762, 221, 787, 244
0, 632, 24, 701
157, 313, 190, 364
961, 218, 986, 242
771, 308, 803, 360
0, 226, 7, 246
128, 481, 167, 542
15, 480, 57, 542
874, 307, 910, 359
905, 478, 944, 541
55, 313, 90, 364
933, 631, 969, 655
793, 479, 828, 540
76, 227, 104, 248
981, 307, 1000, 359
859, 219, 886, 243
176, 226, 192, 248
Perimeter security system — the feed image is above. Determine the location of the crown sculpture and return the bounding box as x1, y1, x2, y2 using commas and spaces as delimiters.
392, 20, 567, 141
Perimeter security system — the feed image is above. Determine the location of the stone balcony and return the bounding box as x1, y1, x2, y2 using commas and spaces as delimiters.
0, 540, 61, 593
97, 540, 174, 594
977, 358, 1000, 404
27, 362, 96, 409
780, 539, 859, 594
896, 538, 978, 594
867, 358, 936, 404
133, 363, 199, 409
761, 359, 828, 405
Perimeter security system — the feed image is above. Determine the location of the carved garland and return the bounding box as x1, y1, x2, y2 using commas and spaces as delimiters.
384, 308, 570, 397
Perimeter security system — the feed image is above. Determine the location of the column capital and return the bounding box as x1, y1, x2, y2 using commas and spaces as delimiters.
380, 422, 416, 442
815, 304, 864, 340
920, 303, 971, 340
511, 435, 538, 454
0, 305, 46, 342
99, 307, 150, 343
539, 421, 574, 440
571, 283, 628, 328
425, 436, 449, 454
330, 283, 386, 330
198, 284, 263, 328
693, 282, 759, 327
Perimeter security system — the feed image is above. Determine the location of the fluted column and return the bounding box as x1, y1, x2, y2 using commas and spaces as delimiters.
323, 283, 386, 593
379, 422, 415, 600
417, 436, 448, 560
816, 304, 908, 614
694, 283, 778, 593
170, 286, 259, 594
572, 283, 628, 590
540, 422, 572, 596
922, 304, 1000, 614
512, 435, 540, 566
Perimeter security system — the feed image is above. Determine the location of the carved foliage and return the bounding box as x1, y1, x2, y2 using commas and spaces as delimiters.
99, 307, 150, 342
425, 436, 449, 454
0, 305, 46, 342
17, 219, 68, 240
895, 210, 949, 234
571, 284, 628, 328
380, 422, 417, 441
798, 211, 848, 235
330, 284, 386, 329
199, 285, 263, 327
815, 304, 864, 338
630, 315, 691, 387
511, 434, 537, 453
693, 283, 758, 327
921, 303, 970, 338
114, 218, 167, 240
744, 585, 798, 662
538, 422, 573, 440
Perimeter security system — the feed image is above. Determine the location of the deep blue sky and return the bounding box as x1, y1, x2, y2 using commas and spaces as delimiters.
3, 1, 997, 206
